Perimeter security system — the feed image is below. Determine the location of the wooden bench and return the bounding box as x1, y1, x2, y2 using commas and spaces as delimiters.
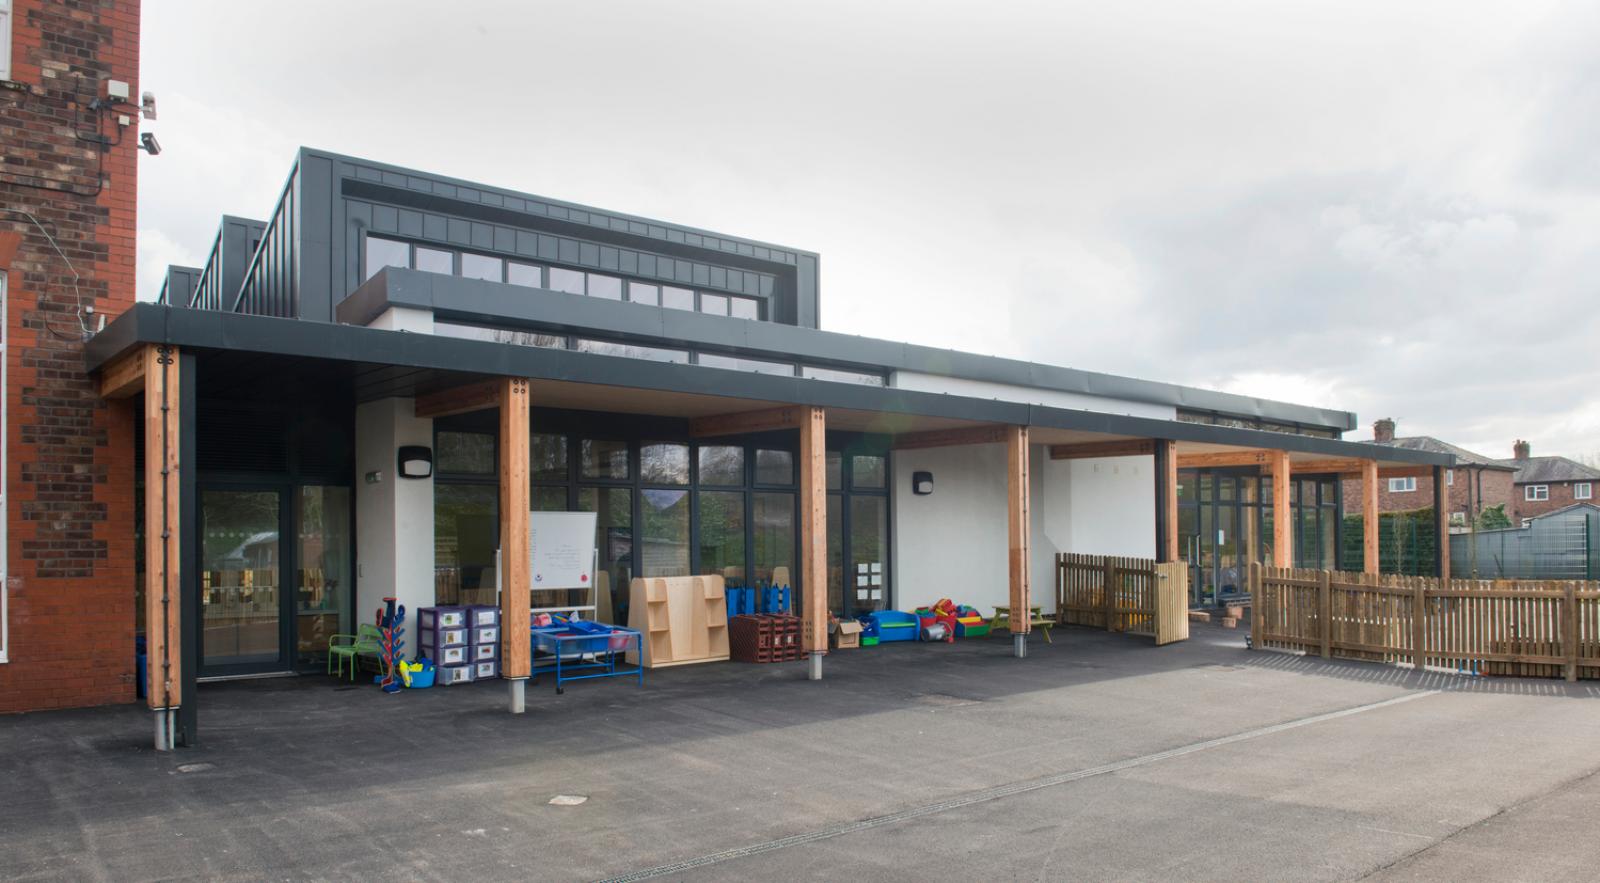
991, 605, 1053, 643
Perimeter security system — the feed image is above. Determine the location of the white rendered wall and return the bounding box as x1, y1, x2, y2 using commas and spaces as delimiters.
1064, 456, 1156, 558
368, 306, 434, 333
355, 398, 435, 656
892, 443, 1061, 617
890, 371, 1177, 420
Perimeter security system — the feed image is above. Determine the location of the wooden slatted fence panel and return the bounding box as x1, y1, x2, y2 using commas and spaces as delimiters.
1054, 553, 1189, 645
1253, 568, 1600, 682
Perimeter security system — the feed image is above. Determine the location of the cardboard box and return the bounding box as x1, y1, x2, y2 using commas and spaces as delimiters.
830, 619, 863, 650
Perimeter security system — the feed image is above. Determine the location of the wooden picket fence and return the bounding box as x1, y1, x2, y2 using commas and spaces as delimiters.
1056, 553, 1190, 645
1250, 563, 1600, 682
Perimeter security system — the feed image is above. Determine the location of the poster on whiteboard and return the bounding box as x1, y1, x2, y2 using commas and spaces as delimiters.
529, 511, 597, 589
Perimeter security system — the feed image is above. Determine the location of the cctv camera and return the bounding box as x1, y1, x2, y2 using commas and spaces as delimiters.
141, 91, 157, 120
139, 132, 161, 156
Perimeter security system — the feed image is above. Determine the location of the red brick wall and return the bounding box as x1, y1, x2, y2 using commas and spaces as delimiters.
1512, 480, 1596, 523
0, 0, 141, 713
1340, 466, 1517, 527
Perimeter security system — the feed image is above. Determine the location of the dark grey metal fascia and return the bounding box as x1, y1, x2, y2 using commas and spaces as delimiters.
85, 304, 1448, 467
337, 268, 1359, 431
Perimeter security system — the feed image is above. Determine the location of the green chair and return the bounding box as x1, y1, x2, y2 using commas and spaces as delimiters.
328, 623, 383, 681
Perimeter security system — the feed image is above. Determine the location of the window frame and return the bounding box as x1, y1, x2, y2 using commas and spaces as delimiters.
0, 0, 11, 83
1526, 484, 1549, 502
1576, 483, 1593, 501
1388, 476, 1417, 493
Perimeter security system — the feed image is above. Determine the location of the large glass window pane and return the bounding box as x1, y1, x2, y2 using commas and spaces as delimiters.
698, 445, 744, 486
698, 490, 745, 582
826, 451, 842, 491
436, 431, 494, 474
434, 321, 567, 349
295, 486, 351, 667
699, 293, 729, 316
201, 489, 282, 668
364, 236, 410, 281
460, 252, 503, 282
533, 486, 567, 511
579, 487, 633, 622
850, 496, 888, 614
415, 246, 453, 274
753, 492, 795, 587
549, 267, 585, 295
641, 489, 690, 577
696, 353, 795, 376
628, 281, 659, 306
507, 262, 543, 287
755, 449, 793, 486
1178, 470, 1197, 503
662, 285, 694, 311
434, 483, 498, 607
587, 274, 622, 300
581, 438, 630, 480
532, 433, 567, 482
852, 455, 886, 490
641, 442, 689, 485
574, 339, 690, 363
729, 297, 759, 320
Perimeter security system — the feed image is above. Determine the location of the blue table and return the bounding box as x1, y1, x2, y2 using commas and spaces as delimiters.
531, 624, 644, 694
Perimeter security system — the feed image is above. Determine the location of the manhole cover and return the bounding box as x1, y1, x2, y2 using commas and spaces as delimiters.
912, 693, 980, 708
176, 762, 214, 773
549, 795, 588, 806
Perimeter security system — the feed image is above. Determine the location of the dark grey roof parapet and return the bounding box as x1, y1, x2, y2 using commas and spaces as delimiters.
87, 304, 1437, 467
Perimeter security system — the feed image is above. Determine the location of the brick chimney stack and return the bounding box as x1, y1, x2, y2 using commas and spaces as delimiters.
1514, 439, 1530, 460
1373, 418, 1395, 443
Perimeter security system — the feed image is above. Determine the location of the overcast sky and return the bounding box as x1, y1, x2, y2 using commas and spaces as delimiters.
136, 1, 1600, 459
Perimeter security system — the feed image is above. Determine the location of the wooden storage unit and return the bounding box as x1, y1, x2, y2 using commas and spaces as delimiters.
626, 575, 730, 668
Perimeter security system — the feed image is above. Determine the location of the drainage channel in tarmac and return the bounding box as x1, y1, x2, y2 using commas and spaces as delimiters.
596, 689, 1439, 883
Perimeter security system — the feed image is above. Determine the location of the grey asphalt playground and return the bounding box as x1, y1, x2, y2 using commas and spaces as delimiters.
3, 623, 1599, 882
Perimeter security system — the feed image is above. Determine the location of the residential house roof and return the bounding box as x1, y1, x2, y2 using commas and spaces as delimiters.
1499, 456, 1600, 485
1378, 436, 1516, 471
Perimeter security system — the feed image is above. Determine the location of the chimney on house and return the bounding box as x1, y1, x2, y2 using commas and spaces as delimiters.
1373, 418, 1395, 443
1513, 439, 1530, 460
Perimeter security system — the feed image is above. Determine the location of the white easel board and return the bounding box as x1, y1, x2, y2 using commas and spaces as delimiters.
530, 511, 598, 617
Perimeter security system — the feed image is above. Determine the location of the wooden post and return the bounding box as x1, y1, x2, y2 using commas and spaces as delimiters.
799, 406, 828, 677
1248, 562, 1263, 650
1156, 440, 1179, 563
143, 345, 183, 747
1412, 580, 1427, 672
499, 378, 532, 704
1271, 450, 1292, 567
1318, 570, 1332, 658
1362, 459, 1380, 575
1564, 582, 1578, 683
1103, 558, 1117, 633
1006, 425, 1032, 656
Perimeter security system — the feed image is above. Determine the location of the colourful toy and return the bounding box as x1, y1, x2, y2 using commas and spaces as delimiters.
914, 600, 958, 643
374, 597, 407, 694
954, 604, 991, 638
400, 658, 435, 688
864, 610, 919, 643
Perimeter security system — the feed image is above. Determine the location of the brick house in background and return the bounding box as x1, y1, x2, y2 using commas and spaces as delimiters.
0, 0, 143, 711
1341, 418, 1516, 532
1502, 440, 1600, 524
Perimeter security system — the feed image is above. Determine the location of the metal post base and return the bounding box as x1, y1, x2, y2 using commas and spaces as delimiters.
508, 677, 527, 714
153, 708, 177, 751
1013, 634, 1028, 659
808, 651, 824, 681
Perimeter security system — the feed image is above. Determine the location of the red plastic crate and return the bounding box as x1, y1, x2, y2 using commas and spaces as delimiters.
730, 614, 805, 663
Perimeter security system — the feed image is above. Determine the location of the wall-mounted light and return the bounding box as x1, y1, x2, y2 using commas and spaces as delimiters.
912, 471, 934, 496
397, 445, 433, 479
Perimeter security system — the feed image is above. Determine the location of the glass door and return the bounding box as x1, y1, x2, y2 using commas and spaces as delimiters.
200, 488, 286, 675
294, 486, 352, 668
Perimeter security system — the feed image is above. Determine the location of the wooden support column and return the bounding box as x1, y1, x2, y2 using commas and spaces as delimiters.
499, 378, 532, 709
1270, 449, 1292, 567
1006, 425, 1032, 656
798, 406, 828, 679
142, 345, 182, 748
1155, 440, 1179, 563
1362, 460, 1380, 575
1434, 464, 1450, 585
